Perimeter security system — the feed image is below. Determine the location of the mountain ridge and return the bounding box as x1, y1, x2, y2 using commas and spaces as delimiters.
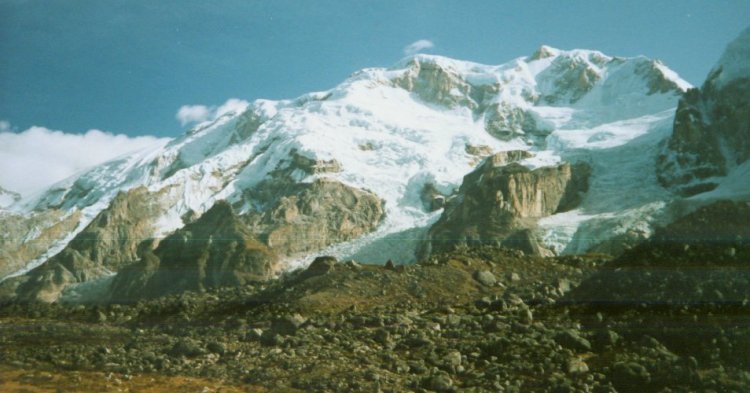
7, 40, 749, 303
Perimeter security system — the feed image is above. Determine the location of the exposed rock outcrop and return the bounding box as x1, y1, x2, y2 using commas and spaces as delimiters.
538, 54, 605, 105
14, 187, 167, 302
108, 177, 383, 301
392, 56, 498, 110
66, 186, 167, 271
289, 152, 342, 174
0, 209, 81, 279
424, 151, 590, 257
109, 201, 279, 302
657, 28, 750, 196
483, 103, 547, 142
239, 149, 384, 257
247, 178, 385, 256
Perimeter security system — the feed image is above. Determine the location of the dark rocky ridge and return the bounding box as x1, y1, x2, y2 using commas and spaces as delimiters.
109, 201, 279, 302
565, 200, 750, 306
106, 177, 384, 302
657, 32, 750, 196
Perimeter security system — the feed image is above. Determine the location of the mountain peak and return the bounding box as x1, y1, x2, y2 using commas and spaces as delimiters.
711, 26, 750, 88
529, 45, 561, 61
391, 53, 497, 77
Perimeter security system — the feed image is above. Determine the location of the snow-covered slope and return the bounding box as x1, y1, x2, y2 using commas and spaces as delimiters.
712, 27, 750, 88
5, 46, 692, 279
0, 186, 20, 210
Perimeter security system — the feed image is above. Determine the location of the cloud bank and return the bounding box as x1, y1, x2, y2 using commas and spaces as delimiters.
403, 39, 435, 56
176, 98, 250, 126
0, 125, 169, 197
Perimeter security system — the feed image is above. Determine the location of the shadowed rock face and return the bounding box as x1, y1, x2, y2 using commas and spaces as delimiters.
657, 31, 750, 196
656, 79, 750, 196
566, 200, 750, 305
109, 179, 384, 302
424, 151, 590, 257
11, 170, 383, 303
109, 201, 279, 302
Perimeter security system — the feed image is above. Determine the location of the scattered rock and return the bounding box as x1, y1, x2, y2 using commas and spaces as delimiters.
169, 339, 205, 358
271, 314, 307, 336
245, 328, 264, 341
593, 329, 620, 349
301, 256, 337, 279
423, 373, 455, 392
206, 342, 225, 355
555, 330, 591, 352
611, 362, 651, 390
473, 271, 497, 287
444, 351, 462, 368
567, 357, 589, 374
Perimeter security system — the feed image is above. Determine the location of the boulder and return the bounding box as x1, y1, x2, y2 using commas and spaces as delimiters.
473, 271, 497, 287
270, 314, 307, 336
301, 256, 337, 279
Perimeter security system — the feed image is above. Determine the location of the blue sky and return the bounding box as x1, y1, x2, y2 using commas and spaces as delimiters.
1, 0, 749, 137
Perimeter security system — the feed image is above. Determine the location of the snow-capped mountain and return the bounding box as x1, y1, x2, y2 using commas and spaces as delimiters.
4, 41, 730, 302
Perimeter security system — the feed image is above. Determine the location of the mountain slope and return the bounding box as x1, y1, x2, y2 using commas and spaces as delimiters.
1, 45, 697, 300
657, 27, 750, 197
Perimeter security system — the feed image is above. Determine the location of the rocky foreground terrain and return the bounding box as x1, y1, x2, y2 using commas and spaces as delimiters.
1, 200, 748, 392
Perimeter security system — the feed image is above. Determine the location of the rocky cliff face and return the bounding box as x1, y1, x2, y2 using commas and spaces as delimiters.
392, 57, 498, 110
246, 178, 384, 257
0, 209, 81, 279
657, 28, 750, 196
109, 201, 279, 302
108, 177, 383, 302
424, 151, 591, 257
13, 187, 169, 302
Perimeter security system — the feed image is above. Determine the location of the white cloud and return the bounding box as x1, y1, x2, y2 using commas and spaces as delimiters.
0, 125, 169, 197
176, 105, 212, 126
403, 39, 435, 56
175, 98, 250, 127
0, 120, 11, 132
